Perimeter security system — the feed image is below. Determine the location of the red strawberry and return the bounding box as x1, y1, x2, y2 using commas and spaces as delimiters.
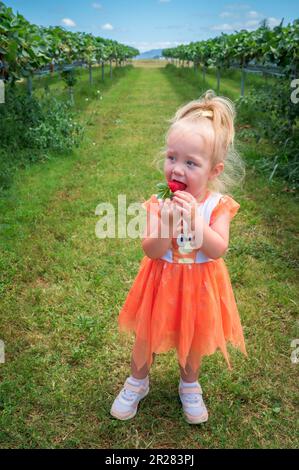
156, 180, 187, 200
168, 180, 187, 192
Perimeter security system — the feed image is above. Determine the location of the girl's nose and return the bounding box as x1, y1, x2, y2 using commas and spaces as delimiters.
173, 164, 184, 176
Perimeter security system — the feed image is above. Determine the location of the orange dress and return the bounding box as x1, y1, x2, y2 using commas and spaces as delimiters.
118, 190, 248, 375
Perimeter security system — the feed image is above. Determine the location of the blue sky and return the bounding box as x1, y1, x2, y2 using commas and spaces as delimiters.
4, 1, 299, 52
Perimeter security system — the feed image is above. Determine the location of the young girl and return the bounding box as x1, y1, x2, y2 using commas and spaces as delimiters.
110, 90, 248, 424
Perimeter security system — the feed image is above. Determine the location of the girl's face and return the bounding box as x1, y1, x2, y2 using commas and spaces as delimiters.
164, 121, 223, 201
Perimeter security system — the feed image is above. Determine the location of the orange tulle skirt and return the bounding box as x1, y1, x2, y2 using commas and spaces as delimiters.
118, 255, 248, 375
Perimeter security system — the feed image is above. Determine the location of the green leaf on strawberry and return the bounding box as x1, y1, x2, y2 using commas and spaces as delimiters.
156, 180, 187, 200
156, 182, 174, 200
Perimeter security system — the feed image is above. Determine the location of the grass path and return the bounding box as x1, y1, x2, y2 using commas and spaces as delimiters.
0, 65, 298, 448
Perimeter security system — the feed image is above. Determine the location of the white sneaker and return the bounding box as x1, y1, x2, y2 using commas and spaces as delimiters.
110, 376, 150, 420
179, 380, 209, 424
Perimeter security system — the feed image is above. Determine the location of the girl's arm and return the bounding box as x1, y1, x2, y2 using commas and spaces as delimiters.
142, 202, 173, 259
192, 211, 230, 259
142, 234, 172, 260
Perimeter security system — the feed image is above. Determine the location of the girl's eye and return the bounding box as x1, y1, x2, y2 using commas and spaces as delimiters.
167, 156, 175, 161
186, 160, 196, 166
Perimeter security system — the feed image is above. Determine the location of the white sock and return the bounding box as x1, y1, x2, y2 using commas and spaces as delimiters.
129, 375, 149, 385
180, 377, 199, 387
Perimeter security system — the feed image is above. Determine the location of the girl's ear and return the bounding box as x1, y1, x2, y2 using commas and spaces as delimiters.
209, 162, 224, 180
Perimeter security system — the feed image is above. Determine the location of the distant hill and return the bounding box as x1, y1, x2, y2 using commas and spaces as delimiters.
134, 49, 163, 60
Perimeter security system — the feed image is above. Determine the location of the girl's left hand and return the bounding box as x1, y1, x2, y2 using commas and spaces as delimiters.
172, 191, 199, 230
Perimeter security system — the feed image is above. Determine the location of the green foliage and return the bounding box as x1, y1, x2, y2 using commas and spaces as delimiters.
61, 68, 78, 88
0, 87, 84, 151
0, 1, 51, 84
236, 78, 299, 189
26, 97, 84, 151
163, 19, 299, 77
0, 87, 84, 189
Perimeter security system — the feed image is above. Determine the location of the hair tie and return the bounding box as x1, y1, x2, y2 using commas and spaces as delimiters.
198, 110, 214, 118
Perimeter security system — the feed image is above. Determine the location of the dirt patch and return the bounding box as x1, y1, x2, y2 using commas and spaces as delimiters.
30, 276, 50, 289
132, 59, 169, 68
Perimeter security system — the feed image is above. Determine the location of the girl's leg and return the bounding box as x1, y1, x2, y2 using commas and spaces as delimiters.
111, 352, 155, 420
131, 353, 156, 379
178, 359, 208, 424
179, 360, 200, 383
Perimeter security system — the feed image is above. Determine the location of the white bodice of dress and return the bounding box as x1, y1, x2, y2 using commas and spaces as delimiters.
157, 191, 223, 264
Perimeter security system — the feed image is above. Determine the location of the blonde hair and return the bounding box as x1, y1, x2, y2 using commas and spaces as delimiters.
154, 89, 246, 195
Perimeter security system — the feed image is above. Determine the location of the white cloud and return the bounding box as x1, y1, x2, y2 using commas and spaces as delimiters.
220, 11, 239, 18
247, 10, 260, 18
210, 23, 237, 31
267, 17, 281, 27
210, 15, 282, 33
101, 23, 114, 30
245, 20, 259, 27
221, 8, 264, 21
92, 2, 102, 9
61, 18, 76, 27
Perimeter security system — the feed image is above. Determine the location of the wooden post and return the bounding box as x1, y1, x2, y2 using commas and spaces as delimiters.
27, 75, 32, 96
217, 67, 221, 94
89, 64, 93, 85
0, 79, 4, 104
69, 87, 74, 105
241, 67, 246, 96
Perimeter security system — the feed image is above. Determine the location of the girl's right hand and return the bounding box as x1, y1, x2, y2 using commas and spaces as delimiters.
159, 198, 174, 223
160, 198, 184, 238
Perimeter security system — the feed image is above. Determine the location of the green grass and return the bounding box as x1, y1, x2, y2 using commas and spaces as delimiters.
0, 63, 298, 448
